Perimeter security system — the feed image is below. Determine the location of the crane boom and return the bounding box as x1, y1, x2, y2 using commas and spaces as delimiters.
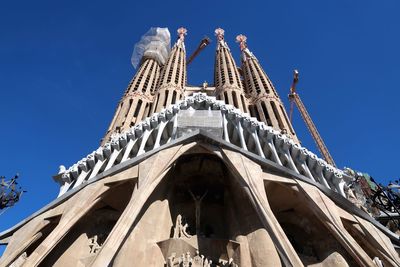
187, 36, 211, 65
289, 70, 336, 167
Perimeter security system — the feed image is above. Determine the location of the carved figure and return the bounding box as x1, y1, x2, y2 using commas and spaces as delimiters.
182, 251, 192, 267
166, 250, 234, 267
227, 258, 238, 267
167, 253, 176, 267
173, 214, 191, 238
192, 250, 203, 267
189, 190, 208, 234
89, 235, 102, 254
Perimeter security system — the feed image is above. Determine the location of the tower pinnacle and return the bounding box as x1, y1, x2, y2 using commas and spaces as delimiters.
214, 28, 249, 113
101, 28, 170, 145
215, 28, 225, 42
237, 34, 298, 142
151, 27, 187, 113
235, 34, 247, 51
177, 27, 187, 41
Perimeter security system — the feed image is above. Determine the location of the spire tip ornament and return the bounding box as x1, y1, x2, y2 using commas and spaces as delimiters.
215, 28, 225, 41
177, 27, 187, 41
236, 34, 247, 51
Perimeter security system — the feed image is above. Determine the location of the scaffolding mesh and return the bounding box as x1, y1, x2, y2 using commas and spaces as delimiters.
131, 27, 171, 69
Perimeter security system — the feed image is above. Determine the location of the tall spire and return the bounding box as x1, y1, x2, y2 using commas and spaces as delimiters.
237, 34, 298, 142
151, 27, 187, 114
102, 56, 161, 145
214, 28, 249, 113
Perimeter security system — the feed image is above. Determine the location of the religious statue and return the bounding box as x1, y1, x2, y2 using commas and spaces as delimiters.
89, 235, 102, 254
189, 190, 208, 234
166, 249, 237, 267
173, 214, 191, 239
192, 250, 204, 267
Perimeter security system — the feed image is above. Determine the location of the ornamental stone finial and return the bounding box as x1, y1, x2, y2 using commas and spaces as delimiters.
177, 27, 187, 41
58, 165, 66, 174
215, 28, 225, 41
236, 34, 247, 51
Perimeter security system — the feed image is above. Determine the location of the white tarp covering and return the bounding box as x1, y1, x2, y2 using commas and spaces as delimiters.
131, 27, 171, 69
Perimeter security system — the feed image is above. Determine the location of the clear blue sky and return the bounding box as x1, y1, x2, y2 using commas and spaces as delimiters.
1, 0, 400, 255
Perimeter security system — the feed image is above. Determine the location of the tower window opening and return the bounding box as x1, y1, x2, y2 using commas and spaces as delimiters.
134, 60, 149, 91
167, 69, 173, 83
172, 91, 177, 105
271, 101, 285, 130
250, 105, 261, 121
254, 79, 261, 94
154, 94, 161, 113
163, 90, 169, 107
225, 54, 234, 84
157, 67, 165, 88
249, 105, 256, 117
232, 91, 239, 109
125, 99, 133, 118
246, 78, 253, 93
241, 80, 246, 91
134, 99, 143, 118
175, 53, 182, 85
147, 102, 153, 117
219, 56, 225, 86
259, 76, 269, 94
143, 102, 150, 119
223, 91, 229, 103
240, 94, 248, 113
143, 81, 149, 92
261, 101, 272, 126
150, 71, 159, 94
142, 63, 153, 93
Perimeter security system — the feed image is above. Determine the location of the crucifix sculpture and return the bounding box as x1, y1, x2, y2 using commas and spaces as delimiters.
189, 189, 208, 235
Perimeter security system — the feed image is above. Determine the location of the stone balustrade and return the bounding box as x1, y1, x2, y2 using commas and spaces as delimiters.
54, 93, 348, 198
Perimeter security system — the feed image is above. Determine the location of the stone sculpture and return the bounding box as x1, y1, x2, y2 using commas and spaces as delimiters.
189, 189, 207, 234
173, 214, 191, 238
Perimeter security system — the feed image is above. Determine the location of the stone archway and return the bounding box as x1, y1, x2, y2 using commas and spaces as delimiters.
38, 181, 134, 267
112, 150, 282, 267
265, 181, 357, 266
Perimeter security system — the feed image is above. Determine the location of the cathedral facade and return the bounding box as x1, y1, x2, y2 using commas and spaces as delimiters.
0, 27, 399, 267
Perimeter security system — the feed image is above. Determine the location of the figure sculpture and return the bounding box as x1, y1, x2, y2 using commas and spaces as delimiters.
173, 214, 191, 238
189, 190, 207, 234
89, 235, 102, 254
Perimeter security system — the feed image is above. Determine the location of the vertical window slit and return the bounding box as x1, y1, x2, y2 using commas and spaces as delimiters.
270, 101, 284, 129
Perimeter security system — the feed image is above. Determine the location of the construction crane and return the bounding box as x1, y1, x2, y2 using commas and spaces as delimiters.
187, 36, 211, 65
288, 70, 337, 167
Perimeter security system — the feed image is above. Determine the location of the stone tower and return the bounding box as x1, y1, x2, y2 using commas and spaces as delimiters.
1, 28, 399, 267
102, 54, 161, 145
214, 28, 249, 114
151, 27, 187, 114
236, 34, 298, 142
